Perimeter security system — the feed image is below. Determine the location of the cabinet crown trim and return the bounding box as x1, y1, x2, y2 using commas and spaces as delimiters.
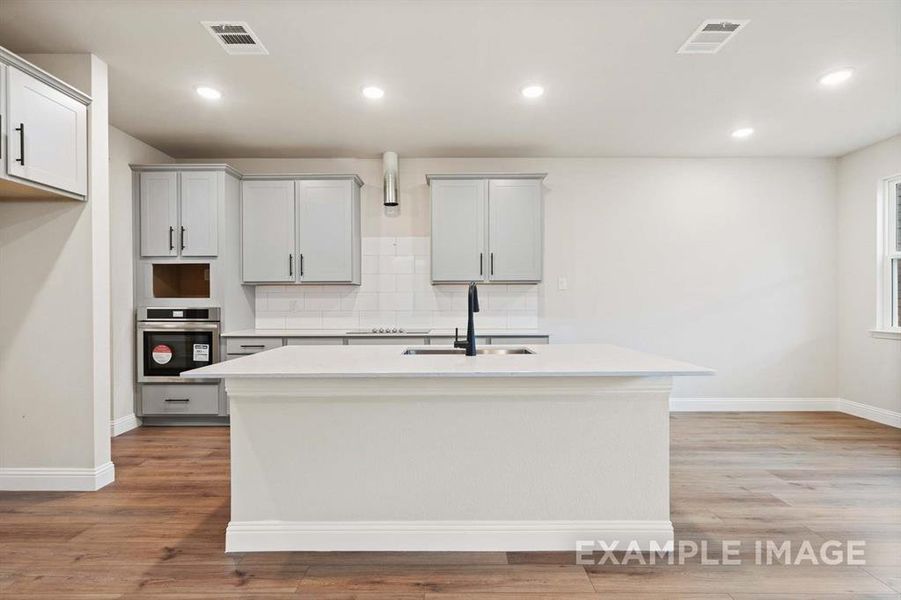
0, 46, 92, 105
130, 164, 363, 187
130, 163, 243, 179
426, 173, 547, 184
242, 173, 364, 186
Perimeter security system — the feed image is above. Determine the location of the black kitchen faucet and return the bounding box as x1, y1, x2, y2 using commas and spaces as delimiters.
453, 281, 480, 356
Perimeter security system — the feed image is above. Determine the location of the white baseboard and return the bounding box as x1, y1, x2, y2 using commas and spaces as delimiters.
0, 461, 115, 491
670, 397, 839, 412
670, 397, 900, 428
225, 520, 674, 553
110, 413, 141, 436
839, 398, 901, 428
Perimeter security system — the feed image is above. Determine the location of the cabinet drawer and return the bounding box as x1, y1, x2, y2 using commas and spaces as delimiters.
225, 337, 284, 355
347, 337, 427, 345
141, 384, 219, 415
285, 337, 346, 345
489, 336, 549, 345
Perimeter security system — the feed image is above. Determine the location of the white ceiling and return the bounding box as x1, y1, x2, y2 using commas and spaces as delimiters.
1, 0, 899, 158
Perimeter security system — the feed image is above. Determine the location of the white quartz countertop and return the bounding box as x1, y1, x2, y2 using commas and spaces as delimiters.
221, 328, 549, 338
185, 343, 713, 379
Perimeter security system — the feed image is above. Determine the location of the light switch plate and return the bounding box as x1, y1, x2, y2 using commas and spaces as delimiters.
558, 277, 568, 291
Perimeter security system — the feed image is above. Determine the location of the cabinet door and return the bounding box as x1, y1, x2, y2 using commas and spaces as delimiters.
296, 179, 354, 283
242, 180, 296, 283
430, 179, 486, 282
140, 172, 178, 257
6, 66, 87, 196
180, 171, 219, 256
0, 63, 7, 180
488, 179, 543, 282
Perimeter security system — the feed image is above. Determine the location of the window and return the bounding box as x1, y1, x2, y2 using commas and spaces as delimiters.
876, 174, 901, 335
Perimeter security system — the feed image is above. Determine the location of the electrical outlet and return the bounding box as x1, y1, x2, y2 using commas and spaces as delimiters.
558, 277, 568, 291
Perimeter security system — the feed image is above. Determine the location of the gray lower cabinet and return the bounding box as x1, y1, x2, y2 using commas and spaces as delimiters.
225, 337, 284, 355
141, 383, 220, 415
225, 334, 548, 350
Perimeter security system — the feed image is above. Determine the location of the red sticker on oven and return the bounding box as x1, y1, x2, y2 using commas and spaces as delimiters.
151, 344, 173, 365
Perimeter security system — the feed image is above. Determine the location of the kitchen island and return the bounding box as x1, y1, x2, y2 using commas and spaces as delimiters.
186, 343, 712, 553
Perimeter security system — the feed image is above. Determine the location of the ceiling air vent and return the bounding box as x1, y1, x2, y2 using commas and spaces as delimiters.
202, 21, 268, 55
677, 19, 749, 54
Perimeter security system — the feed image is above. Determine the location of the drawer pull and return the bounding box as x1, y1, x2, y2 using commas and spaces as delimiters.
164, 398, 190, 403
240, 344, 266, 348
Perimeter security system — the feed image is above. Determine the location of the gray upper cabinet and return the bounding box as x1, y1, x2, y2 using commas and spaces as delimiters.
180, 171, 219, 257
296, 179, 360, 283
3, 63, 88, 197
430, 179, 487, 283
242, 176, 361, 285
429, 174, 544, 283
139, 170, 219, 258
488, 179, 543, 282
242, 180, 296, 283
140, 172, 178, 257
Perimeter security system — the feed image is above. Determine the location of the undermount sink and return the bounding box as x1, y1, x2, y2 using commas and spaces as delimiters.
403, 347, 535, 356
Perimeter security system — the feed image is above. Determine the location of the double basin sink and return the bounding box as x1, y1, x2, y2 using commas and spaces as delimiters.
403, 347, 535, 355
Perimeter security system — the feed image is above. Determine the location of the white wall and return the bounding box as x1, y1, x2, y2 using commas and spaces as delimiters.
189, 157, 838, 399
108, 127, 173, 428
0, 54, 113, 487
837, 135, 901, 414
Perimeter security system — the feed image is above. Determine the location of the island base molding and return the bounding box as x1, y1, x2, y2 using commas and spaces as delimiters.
225, 519, 675, 553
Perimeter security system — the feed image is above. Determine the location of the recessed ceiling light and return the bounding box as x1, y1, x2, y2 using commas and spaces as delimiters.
362, 86, 385, 99
818, 68, 854, 87
521, 85, 544, 98
195, 86, 222, 100
731, 127, 754, 139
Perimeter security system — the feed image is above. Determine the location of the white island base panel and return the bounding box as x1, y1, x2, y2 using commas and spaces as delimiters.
225, 375, 674, 553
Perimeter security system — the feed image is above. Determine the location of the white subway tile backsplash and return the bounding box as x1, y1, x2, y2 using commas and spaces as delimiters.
360, 310, 396, 328
304, 293, 342, 311
254, 237, 539, 331
411, 236, 430, 256
322, 311, 360, 329
361, 238, 380, 256
375, 273, 396, 292
394, 237, 413, 257
286, 312, 322, 329
362, 255, 379, 274
394, 273, 415, 292
391, 255, 414, 274
377, 237, 396, 255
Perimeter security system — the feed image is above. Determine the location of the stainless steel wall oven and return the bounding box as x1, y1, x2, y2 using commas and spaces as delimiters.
136, 307, 220, 383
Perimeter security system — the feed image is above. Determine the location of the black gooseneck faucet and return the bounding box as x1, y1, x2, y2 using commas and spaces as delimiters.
453, 282, 480, 356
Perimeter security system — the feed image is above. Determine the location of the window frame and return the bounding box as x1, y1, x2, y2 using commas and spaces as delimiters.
873, 174, 901, 338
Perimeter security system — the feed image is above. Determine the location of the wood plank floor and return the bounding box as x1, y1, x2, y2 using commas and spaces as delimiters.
1, 412, 899, 599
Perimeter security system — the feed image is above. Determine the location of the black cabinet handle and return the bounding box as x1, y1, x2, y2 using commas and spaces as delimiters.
288, 254, 293, 277
15, 123, 24, 165
240, 344, 265, 349
490, 253, 495, 276
300, 254, 304, 277
164, 398, 190, 403
168, 226, 174, 251
180, 226, 186, 251
480, 252, 483, 276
